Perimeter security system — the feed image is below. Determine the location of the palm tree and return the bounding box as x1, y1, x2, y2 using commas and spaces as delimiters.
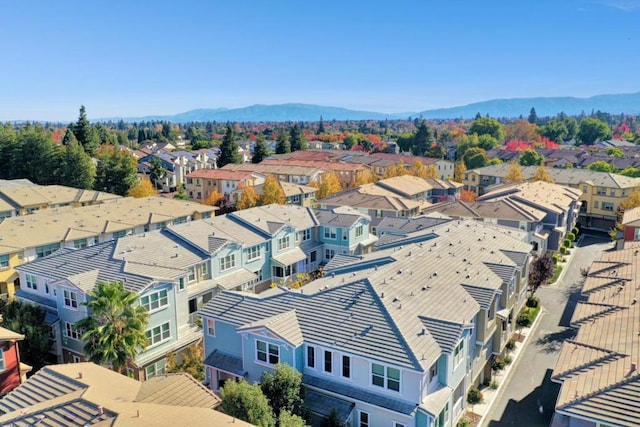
76, 281, 149, 373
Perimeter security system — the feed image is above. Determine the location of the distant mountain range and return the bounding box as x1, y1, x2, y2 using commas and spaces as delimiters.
107, 92, 640, 123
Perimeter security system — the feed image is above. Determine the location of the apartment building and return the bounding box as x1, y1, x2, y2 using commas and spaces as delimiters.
184, 169, 265, 203
221, 163, 325, 185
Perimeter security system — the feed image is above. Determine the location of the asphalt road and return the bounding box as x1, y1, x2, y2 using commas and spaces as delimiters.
484, 234, 613, 427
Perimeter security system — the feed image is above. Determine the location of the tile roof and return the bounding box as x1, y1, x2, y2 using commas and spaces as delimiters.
552, 248, 640, 426
230, 204, 318, 236
261, 159, 366, 171
221, 162, 326, 177
237, 310, 304, 346
313, 206, 370, 228
423, 199, 547, 222
135, 374, 219, 408
478, 181, 581, 215
0, 185, 120, 209
319, 188, 423, 212
622, 206, 640, 226
186, 169, 256, 180
421, 319, 466, 353
0, 326, 24, 341
204, 350, 247, 377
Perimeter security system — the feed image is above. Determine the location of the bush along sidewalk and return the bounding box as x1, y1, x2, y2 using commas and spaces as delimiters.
517, 296, 541, 328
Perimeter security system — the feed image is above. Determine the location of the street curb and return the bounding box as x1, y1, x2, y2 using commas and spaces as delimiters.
478, 306, 545, 427
548, 234, 583, 287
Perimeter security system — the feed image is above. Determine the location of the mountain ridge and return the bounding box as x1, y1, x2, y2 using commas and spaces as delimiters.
103, 92, 640, 123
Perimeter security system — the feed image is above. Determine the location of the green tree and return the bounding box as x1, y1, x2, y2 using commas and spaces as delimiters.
75, 281, 149, 373
587, 160, 617, 173
343, 134, 358, 150
289, 125, 307, 152
469, 117, 505, 142
278, 411, 307, 427
577, 118, 610, 144
528, 107, 538, 124
476, 134, 499, 151
519, 149, 544, 166
606, 147, 624, 158
275, 128, 291, 154
260, 175, 286, 205
317, 115, 325, 134
60, 130, 95, 189
174, 184, 189, 200
260, 364, 304, 419
149, 157, 167, 188
71, 105, 100, 155
220, 379, 275, 427
166, 341, 204, 381
538, 119, 568, 143
252, 134, 269, 164
218, 125, 242, 167
462, 147, 488, 169
15, 125, 62, 185
94, 145, 138, 196
1, 300, 53, 372
620, 167, 640, 177
412, 121, 435, 156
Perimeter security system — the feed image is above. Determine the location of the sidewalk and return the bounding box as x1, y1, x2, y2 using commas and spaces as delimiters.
548, 234, 583, 286
463, 307, 544, 427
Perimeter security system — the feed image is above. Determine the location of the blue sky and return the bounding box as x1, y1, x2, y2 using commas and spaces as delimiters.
2, 0, 639, 121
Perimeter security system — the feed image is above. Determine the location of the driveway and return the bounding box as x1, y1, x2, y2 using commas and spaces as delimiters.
484, 234, 612, 427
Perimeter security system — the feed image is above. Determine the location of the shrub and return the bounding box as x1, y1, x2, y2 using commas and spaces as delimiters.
560, 246, 567, 255
517, 312, 532, 327
572, 226, 579, 236
457, 417, 471, 427
563, 238, 571, 248
526, 295, 540, 308
506, 339, 516, 351
492, 357, 506, 371
504, 355, 513, 365
490, 380, 499, 390
552, 254, 559, 265
467, 387, 483, 404
567, 232, 576, 242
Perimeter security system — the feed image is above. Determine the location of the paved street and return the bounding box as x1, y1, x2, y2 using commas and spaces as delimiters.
484, 234, 613, 427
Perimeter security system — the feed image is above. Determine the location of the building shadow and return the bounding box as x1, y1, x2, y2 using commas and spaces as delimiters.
486, 369, 560, 427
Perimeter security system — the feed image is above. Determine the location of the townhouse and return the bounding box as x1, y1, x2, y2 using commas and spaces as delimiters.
184, 169, 265, 203
462, 165, 640, 230
260, 159, 371, 189
200, 219, 533, 427
0, 327, 29, 396
139, 149, 216, 192
14, 204, 376, 377
0, 362, 251, 426
276, 181, 317, 207
221, 163, 326, 185
551, 248, 640, 427
0, 197, 216, 296
616, 206, 640, 249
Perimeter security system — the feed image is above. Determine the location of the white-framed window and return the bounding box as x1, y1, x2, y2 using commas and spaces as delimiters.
0, 255, 9, 269
594, 201, 599, 209
256, 340, 279, 365
36, 243, 60, 258
219, 254, 236, 272
188, 266, 196, 282
359, 411, 369, 427
324, 350, 332, 373
602, 202, 614, 211
634, 228, 640, 241
429, 362, 438, 382
277, 236, 290, 251
355, 225, 363, 238
73, 239, 88, 249
145, 359, 166, 379
63, 290, 78, 308
300, 229, 311, 241
25, 274, 37, 290
178, 277, 186, 291
113, 230, 127, 239
371, 363, 400, 392
140, 289, 168, 312
65, 322, 83, 340
247, 245, 261, 261
146, 322, 171, 347
325, 249, 335, 260
307, 346, 315, 368
324, 227, 337, 239
202, 261, 209, 278
453, 340, 464, 367
342, 355, 351, 378
206, 319, 215, 336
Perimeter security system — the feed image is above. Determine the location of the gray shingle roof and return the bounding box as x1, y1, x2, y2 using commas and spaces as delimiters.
313, 207, 368, 228
421, 319, 465, 354
483, 262, 517, 284
303, 374, 417, 415
460, 284, 499, 310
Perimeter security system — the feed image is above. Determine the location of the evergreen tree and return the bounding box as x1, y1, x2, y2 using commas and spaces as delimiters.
412, 121, 435, 156
218, 125, 242, 167
71, 105, 100, 155
317, 115, 326, 134
94, 146, 138, 196
16, 125, 63, 185
60, 130, 95, 189
1, 300, 53, 372
149, 157, 167, 188
260, 364, 304, 419
289, 125, 307, 152
528, 107, 538, 124
275, 128, 291, 154
252, 134, 269, 164
220, 380, 275, 427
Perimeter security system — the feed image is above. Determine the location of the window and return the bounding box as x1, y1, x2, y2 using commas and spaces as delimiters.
429, 362, 438, 381
277, 236, 290, 251
602, 202, 614, 211
140, 289, 168, 312
178, 277, 186, 291
247, 245, 261, 261
0, 255, 9, 269
73, 239, 88, 249
188, 266, 196, 282
359, 411, 369, 427
634, 228, 640, 241
300, 229, 311, 241
72, 355, 81, 363
145, 359, 166, 379
63, 290, 78, 308
610, 189, 616, 196
371, 363, 400, 392
219, 254, 236, 272
324, 350, 332, 373
325, 249, 335, 260
594, 201, 599, 209
146, 322, 171, 346
324, 227, 337, 239
113, 230, 127, 239
202, 261, 209, 278
454, 340, 464, 367
355, 225, 364, 238
307, 346, 315, 368
256, 340, 279, 365
394, 423, 406, 427
206, 319, 215, 336
36, 243, 60, 258
582, 186, 587, 193
65, 322, 82, 340
597, 187, 606, 195
342, 355, 351, 378
174, 216, 187, 225
310, 251, 317, 263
